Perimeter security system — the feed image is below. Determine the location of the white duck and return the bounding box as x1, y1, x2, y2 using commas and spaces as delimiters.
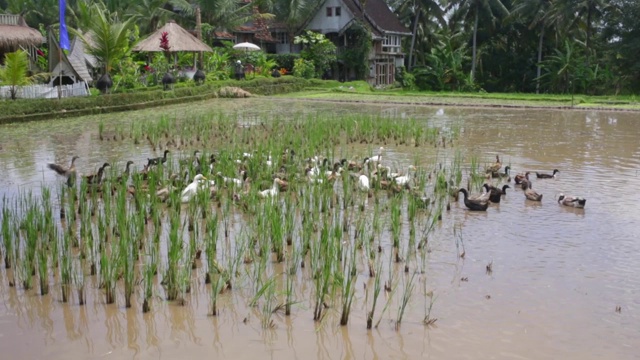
366, 147, 385, 164
217, 171, 246, 188
259, 178, 281, 198
181, 174, 208, 203
393, 165, 417, 187
357, 174, 370, 192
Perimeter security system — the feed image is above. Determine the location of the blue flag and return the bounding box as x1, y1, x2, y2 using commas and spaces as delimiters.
59, 0, 70, 50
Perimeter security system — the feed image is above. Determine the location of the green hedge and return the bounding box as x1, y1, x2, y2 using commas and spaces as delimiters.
0, 77, 311, 124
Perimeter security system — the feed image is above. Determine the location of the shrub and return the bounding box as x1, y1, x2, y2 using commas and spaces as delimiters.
293, 58, 315, 79
266, 53, 299, 73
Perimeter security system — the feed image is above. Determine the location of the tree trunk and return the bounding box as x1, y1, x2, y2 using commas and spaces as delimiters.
585, 6, 592, 62
408, 4, 420, 71
536, 27, 545, 94
471, 7, 479, 84
195, 7, 203, 68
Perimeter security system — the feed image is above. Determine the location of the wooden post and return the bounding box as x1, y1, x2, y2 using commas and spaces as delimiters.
58, 36, 62, 99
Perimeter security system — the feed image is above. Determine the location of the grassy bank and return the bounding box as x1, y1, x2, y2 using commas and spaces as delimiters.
2, 79, 638, 125
277, 81, 640, 111
0, 77, 311, 124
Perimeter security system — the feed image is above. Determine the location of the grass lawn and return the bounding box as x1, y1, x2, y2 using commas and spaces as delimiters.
279, 80, 640, 111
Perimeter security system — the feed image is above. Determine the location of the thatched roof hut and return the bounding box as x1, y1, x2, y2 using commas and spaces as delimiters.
0, 14, 44, 53
133, 21, 213, 53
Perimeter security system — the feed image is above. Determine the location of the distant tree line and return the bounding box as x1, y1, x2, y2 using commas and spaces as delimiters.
2, 0, 638, 94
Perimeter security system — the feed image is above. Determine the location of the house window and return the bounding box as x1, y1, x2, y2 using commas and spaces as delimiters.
335, 7, 341, 16
275, 32, 288, 44
382, 35, 401, 53
326, 7, 332, 16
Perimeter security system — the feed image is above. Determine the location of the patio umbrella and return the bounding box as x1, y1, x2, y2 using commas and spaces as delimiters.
233, 42, 261, 78
232, 42, 261, 52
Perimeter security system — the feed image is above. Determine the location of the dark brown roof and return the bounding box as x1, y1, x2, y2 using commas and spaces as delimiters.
343, 0, 410, 35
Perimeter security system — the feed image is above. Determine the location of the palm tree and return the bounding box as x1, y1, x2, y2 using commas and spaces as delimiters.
394, 0, 446, 71
73, 3, 136, 93
271, 0, 318, 52
128, 0, 182, 34
0, 50, 47, 100
550, 0, 612, 57
510, 0, 553, 93
446, 0, 509, 84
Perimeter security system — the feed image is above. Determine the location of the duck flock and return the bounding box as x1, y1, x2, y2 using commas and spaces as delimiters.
46, 149, 586, 211
456, 155, 586, 211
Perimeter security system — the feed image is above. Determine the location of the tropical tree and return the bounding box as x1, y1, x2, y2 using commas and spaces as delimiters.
446, 0, 509, 84
271, 0, 318, 52
393, 0, 446, 71
549, 0, 613, 58
294, 30, 336, 78
73, 3, 137, 92
0, 50, 46, 100
510, 0, 554, 93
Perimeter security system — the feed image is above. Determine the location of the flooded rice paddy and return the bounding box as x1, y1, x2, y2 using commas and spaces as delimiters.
0, 98, 639, 359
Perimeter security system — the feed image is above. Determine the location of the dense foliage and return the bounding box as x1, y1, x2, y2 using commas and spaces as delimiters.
392, 0, 640, 94
2, 0, 639, 94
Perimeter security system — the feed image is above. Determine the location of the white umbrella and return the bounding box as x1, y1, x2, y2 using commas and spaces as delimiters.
233, 42, 261, 51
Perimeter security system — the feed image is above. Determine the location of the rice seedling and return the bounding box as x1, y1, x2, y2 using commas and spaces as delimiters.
0, 107, 468, 331
339, 241, 357, 326
60, 230, 73, 302
423, 282, 438, 327
390, 196, 402, 250
142, 243, 156, 313
164, 212, 182, 301
2, 197, 13, 269
395, 272, 417, 330
73, 258, 85, 305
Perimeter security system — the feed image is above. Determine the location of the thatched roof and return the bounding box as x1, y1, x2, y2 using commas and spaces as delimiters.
0, 15, 44, 51
133, 21, 213, 52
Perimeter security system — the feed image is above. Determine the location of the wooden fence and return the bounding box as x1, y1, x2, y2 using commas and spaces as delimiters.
0, 82, 90, 100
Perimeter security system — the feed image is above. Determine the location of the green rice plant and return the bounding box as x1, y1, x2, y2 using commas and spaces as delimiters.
73, 257, 85, 305
2, 198, 13, 269
36, 234, 49, 295
390, 196, 401, 249
164, 210, 182, 301
142, 243, 156, 313
418, 203, 443, 250
121, 235, 135, 308
339, 242, 357, 326
312, 222, 335, 322
209, 271, 226, 316
366, 259, 383, 329
178, 244, 192, 305
284, 241, 299, 316
251, 277, 277, 329
423, 281, 438, 326
395, 272, 417, 330
469, 155, 484, 191
284, 196, 295, 246
60, 231, 73, 302
204, 214, 219, 284
268, 202, 285, 263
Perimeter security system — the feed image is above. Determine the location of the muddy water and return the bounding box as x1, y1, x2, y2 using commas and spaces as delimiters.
1, 99, 639, 359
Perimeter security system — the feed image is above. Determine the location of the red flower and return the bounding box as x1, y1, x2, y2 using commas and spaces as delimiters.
159, 32, 171, 52
37, 49, 44, 57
